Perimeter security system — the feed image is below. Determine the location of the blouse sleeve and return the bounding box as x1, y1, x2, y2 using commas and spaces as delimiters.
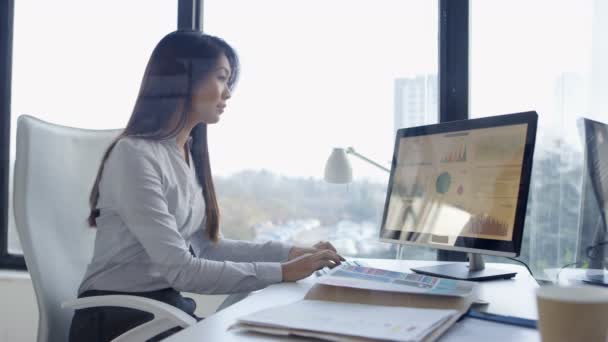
106, 139, 283, 294
190, 229, 292, 263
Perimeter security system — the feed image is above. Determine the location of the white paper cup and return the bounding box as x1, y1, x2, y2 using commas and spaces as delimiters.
536, 285, 608, 342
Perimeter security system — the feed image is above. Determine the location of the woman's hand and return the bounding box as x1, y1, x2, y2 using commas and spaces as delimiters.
313, 241, 339, 253
288, 241, 346, 261
281, 250, 343, 282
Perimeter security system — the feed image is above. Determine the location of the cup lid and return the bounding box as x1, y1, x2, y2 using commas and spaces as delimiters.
537, 285, 608, 303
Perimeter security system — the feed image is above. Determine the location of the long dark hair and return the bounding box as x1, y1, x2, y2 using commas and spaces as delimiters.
88, 30, 239, 242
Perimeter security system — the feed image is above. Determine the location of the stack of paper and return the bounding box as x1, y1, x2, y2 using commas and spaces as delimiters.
232, 299, 458, 342
232, 265, 478, 341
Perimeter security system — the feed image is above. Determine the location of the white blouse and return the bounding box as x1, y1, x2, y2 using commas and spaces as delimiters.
78, 136, 291, 295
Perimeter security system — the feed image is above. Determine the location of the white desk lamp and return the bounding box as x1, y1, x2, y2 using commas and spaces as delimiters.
323, 147, 407, 258
324, 147, 390, 184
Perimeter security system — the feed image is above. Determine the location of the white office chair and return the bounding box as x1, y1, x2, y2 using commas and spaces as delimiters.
13, 115, 197, 342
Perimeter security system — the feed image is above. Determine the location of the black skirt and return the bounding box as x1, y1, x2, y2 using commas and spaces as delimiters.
68, 288, 202, 342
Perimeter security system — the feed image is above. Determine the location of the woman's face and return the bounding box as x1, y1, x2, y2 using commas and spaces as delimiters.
190, 54, 232, 124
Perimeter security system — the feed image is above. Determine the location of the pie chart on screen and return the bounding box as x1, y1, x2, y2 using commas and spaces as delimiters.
436, 172, 451, 194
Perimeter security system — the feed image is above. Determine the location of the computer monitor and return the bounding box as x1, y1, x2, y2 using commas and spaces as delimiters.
379, 111, 538, 281
577, 118, 608, 286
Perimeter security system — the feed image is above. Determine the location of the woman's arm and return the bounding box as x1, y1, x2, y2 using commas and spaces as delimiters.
190, 231, 292, 263
107, 140, 283, 294
191, 231, 345, 264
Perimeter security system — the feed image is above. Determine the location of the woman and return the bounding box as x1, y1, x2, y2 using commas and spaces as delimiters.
69, 30, 343, 341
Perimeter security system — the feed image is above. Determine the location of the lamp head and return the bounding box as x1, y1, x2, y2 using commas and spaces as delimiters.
324, 148, 353, 184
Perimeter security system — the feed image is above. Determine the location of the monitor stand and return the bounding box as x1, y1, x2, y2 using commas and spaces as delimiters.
411, 253, 517, 281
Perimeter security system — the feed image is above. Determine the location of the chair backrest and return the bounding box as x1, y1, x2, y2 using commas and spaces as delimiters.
577, 117, 608, 269
13, 115, 121, 342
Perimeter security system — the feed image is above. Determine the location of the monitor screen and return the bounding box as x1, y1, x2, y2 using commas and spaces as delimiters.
379, 112, 537, 257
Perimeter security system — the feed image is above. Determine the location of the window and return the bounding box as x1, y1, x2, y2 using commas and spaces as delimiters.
470, 0, 608, 276
7, 0, 177, 255
202, 0, 438, 258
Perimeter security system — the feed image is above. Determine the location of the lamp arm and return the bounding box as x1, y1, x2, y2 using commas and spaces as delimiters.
346, 147, 390, 173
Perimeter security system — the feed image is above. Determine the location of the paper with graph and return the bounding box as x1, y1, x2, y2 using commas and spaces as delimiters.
317, 264, 475, 297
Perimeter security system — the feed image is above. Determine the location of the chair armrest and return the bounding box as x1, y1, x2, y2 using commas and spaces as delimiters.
62, 295, 197, 342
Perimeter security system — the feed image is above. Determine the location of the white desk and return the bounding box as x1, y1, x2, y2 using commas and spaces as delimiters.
166, 259, 540, 341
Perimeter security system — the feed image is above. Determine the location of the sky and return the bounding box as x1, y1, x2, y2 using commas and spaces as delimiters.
9, 0, 605, 181
470, 0, 597, 148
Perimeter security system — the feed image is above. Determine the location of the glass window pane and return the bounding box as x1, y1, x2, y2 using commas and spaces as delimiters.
8, 1, 177, 254
204, 0, 438, 258
470, 0, 608, 275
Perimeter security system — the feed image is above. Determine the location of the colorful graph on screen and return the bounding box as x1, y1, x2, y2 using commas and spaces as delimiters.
440, 144, 467, 163
384, 123, 528, 242
435, 172, 452, 194
465, 215, 510, 237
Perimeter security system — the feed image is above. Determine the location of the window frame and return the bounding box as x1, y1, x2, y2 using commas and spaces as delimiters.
0, 0, 468, 270
437, 0, 470, 262
0, 0, 22, 270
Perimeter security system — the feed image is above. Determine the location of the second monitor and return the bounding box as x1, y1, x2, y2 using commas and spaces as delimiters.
379, 111, 538, 281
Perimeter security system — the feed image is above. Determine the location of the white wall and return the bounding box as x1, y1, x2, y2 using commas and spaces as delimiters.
0, 271, 37, 342
0, 271, 226, 341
